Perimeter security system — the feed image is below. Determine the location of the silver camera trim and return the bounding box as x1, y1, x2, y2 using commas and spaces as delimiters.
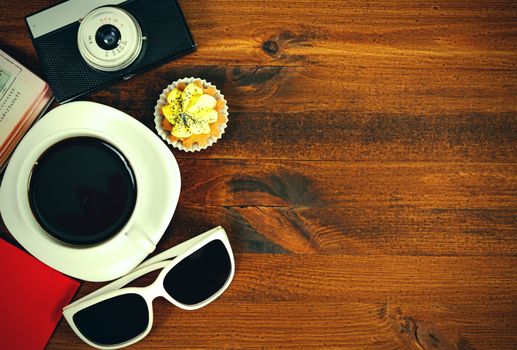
77, 7, 143, 72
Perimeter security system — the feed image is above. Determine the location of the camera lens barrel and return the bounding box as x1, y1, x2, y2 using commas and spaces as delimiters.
77, 7, 143, 72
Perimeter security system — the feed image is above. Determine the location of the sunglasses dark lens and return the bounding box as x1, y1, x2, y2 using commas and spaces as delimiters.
73, 293, 149, 345
163, 239, 231, 305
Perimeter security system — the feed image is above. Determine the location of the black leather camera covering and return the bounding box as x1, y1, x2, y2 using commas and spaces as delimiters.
26, 0, 196, 103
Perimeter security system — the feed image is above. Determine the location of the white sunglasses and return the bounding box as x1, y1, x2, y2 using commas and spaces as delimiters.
63, 226, 235, 349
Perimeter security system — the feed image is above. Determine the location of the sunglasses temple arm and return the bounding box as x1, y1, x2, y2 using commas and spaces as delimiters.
65, 260, 170, 308
133, 226, 225, 271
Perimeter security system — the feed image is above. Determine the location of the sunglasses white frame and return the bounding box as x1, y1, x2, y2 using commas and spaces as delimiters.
63, 226, 235, 349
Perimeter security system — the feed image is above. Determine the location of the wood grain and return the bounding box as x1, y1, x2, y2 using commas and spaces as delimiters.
2, 1, 517, 116
0, 0, 516, 349
105, 64, 516, 115
163, 205, 517, 256
175, 160, 517, 206
76, 107, 517, 162
48, 255, 517, 349
48, 301, 517, 349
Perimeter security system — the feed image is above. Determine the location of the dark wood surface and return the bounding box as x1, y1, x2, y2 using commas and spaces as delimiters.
1, 0, 516, 349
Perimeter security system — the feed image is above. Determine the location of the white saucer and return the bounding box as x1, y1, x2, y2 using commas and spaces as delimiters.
0, 102, 181, 282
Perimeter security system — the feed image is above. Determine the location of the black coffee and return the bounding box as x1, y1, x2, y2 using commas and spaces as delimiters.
28, 137, 137, 245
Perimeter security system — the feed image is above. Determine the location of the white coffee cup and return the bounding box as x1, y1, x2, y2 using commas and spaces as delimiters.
0, 102, 181, 281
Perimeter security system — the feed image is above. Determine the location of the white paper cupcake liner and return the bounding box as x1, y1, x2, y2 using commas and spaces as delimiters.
154, 77, 229, 152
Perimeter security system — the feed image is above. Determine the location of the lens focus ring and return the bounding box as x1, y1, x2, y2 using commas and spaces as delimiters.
77, 7, 143, 72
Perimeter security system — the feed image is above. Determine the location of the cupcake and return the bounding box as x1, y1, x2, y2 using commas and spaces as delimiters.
154, 77, 228, 152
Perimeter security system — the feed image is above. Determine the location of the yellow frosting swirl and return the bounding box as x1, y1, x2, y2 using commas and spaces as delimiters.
161, 82, 218, 138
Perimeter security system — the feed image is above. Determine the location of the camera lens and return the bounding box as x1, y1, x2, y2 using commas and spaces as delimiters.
95, 24, 121, 51
78, 7, 143, 72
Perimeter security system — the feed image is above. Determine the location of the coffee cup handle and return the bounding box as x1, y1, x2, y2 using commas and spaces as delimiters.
125, 222, 156, 253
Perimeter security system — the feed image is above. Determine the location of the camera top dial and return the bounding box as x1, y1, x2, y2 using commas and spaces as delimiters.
78, 7, 143, 72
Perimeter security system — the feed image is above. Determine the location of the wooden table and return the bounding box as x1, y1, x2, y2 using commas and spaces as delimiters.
1, 0, 516, 349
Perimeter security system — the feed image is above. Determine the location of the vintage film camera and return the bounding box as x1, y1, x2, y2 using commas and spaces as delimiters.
26, 0, 196, 103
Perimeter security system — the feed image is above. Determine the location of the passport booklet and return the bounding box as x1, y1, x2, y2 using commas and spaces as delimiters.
0, 238, 80, 349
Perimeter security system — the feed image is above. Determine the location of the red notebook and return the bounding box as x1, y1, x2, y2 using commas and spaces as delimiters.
0, 238, 80, 349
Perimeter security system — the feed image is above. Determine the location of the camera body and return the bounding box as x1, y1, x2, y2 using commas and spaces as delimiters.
26, 0, 196, 103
